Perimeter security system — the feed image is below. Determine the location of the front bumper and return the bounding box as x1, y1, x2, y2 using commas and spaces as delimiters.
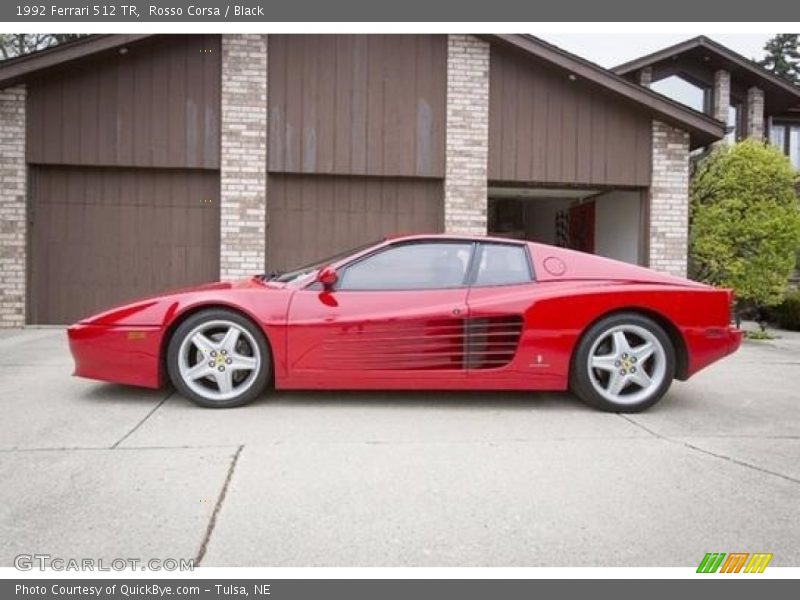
67, 323, 164, 389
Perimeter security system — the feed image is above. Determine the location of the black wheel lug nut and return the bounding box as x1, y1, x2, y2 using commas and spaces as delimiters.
631, 367, 637, 373
221, 350, 227, 355
226, 358, 232, 364
210, 350, 217, 357
218, 366, 224, 372
208, 361, 215, 367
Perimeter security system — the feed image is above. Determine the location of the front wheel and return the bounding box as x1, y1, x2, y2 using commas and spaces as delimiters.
570, 313, 675, 412
167, 309, 271, 408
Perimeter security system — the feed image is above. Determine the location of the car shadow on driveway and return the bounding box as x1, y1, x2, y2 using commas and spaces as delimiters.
77, 382, 590, 412
75, 382, 171, 406
238, 388, 587, 412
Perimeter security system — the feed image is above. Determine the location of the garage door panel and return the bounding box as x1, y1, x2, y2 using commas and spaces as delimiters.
266, 174, 443, 273
29, 166, 220, 325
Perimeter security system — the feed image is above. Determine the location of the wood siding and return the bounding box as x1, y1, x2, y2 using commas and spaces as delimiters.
267, 174, 443, 272
26, 35, 221, 169
489, 46, 652, 187
268, 35, 447, 178
28, 166, 220, 324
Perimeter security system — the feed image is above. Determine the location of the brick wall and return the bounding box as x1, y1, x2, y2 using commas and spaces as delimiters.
649, 120, 690, 277
444, 34, 490, 235
220, 34, 268, 279
0, 85, 26, 327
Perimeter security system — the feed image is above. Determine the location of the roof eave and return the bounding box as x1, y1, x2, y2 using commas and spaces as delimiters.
613, 35, 800, 101
612, 37, 705, 77
0, 34, 155, 88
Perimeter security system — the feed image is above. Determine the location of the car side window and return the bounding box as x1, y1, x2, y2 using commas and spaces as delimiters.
473, 243, 532, 286
338, 242, 473, 291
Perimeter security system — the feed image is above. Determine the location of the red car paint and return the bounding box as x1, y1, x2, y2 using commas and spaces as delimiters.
67, 235, 742, 392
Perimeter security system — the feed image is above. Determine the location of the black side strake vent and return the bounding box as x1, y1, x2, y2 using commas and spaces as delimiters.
464, 315, 523, 370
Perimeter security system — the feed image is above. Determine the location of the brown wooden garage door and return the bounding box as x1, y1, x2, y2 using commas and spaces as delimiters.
266, 174, 444, 273
28, 166, 220, 324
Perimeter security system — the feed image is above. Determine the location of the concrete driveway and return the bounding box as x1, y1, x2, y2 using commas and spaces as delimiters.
1, 327, 798, 567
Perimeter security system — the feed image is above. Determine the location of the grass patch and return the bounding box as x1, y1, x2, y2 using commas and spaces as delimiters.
745, 329, 776, 340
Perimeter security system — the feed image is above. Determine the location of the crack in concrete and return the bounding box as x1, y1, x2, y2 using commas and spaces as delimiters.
195, 444, 244, 566
719, 361, 800, 366
618, 414, 800, 486
5, 433, 799, 454
110, 390, 173, 449
0, 443, 241, 453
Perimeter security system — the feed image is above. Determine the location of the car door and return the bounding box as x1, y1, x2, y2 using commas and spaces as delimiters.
284, 240, 475, 389
464, 242, 545, 389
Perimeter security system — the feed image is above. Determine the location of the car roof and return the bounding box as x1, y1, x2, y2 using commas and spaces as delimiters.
384, 233, 529, 245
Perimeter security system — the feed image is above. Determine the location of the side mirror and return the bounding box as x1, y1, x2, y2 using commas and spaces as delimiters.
316, 266, 338, 290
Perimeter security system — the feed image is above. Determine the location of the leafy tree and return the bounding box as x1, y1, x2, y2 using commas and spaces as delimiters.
0, 34, 85, 61
689, 140, 800, 316
758, 34, 800, 85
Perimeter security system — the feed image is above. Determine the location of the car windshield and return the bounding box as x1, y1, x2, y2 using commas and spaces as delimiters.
268, 240, 381, 283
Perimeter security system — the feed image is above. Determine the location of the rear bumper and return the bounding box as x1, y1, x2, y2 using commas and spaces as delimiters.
684, 325, 743, 378
728, 327, 744, 354
67, 323, 164, 389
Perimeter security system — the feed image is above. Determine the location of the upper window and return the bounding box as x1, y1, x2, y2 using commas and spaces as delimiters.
791, 126, 800, 170
725, 105, 740, 144
338, 242, 472, 291
473, 243, 532, 286
769, 121, 800, 170
770, 123, 786, 152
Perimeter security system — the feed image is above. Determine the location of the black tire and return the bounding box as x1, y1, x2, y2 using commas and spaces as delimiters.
569, 312, 676, 413
167, 308, 271, 408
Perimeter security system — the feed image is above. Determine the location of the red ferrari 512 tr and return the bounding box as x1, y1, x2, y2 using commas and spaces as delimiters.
68, 234, 742, 412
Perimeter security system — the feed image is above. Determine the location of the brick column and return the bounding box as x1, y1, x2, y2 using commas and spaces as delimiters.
444, 34, 489, 235
649, 120, 690, 277
638, 66, 653, 87
712, 69, 730, 123
712, 69, 730, 147
220, 34, 267, 279
746, 86, 765, 140
0, 85, 26, 327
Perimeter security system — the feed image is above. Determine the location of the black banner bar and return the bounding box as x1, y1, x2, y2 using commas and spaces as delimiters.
2, 0, 800, 22
3, 579, 797, 600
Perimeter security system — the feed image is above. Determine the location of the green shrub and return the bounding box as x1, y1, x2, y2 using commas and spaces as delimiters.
689, 140, 800, 309
773, 289, 800, 331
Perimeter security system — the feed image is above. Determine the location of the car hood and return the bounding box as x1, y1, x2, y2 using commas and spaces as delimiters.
73, 276, 286, 327
162, 276, 288, 294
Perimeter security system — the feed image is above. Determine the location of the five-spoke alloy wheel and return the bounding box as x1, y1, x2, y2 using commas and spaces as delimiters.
167, 309, 271, 408
570, 312, 675, 412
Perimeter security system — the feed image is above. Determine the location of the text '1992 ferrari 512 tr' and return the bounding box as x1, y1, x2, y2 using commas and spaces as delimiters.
68, 234, 742, 412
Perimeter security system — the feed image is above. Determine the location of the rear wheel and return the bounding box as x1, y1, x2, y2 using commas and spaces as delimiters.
570, 313, 675, 412
167, 309, 271, 408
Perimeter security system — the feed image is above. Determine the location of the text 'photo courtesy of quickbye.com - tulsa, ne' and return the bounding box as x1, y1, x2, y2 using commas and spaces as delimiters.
0, 1, 799, 599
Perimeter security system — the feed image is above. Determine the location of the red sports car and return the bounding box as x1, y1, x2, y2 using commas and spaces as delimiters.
67, 234, 742, 412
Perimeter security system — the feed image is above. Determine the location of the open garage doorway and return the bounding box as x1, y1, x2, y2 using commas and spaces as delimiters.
488, 186, 648, 266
